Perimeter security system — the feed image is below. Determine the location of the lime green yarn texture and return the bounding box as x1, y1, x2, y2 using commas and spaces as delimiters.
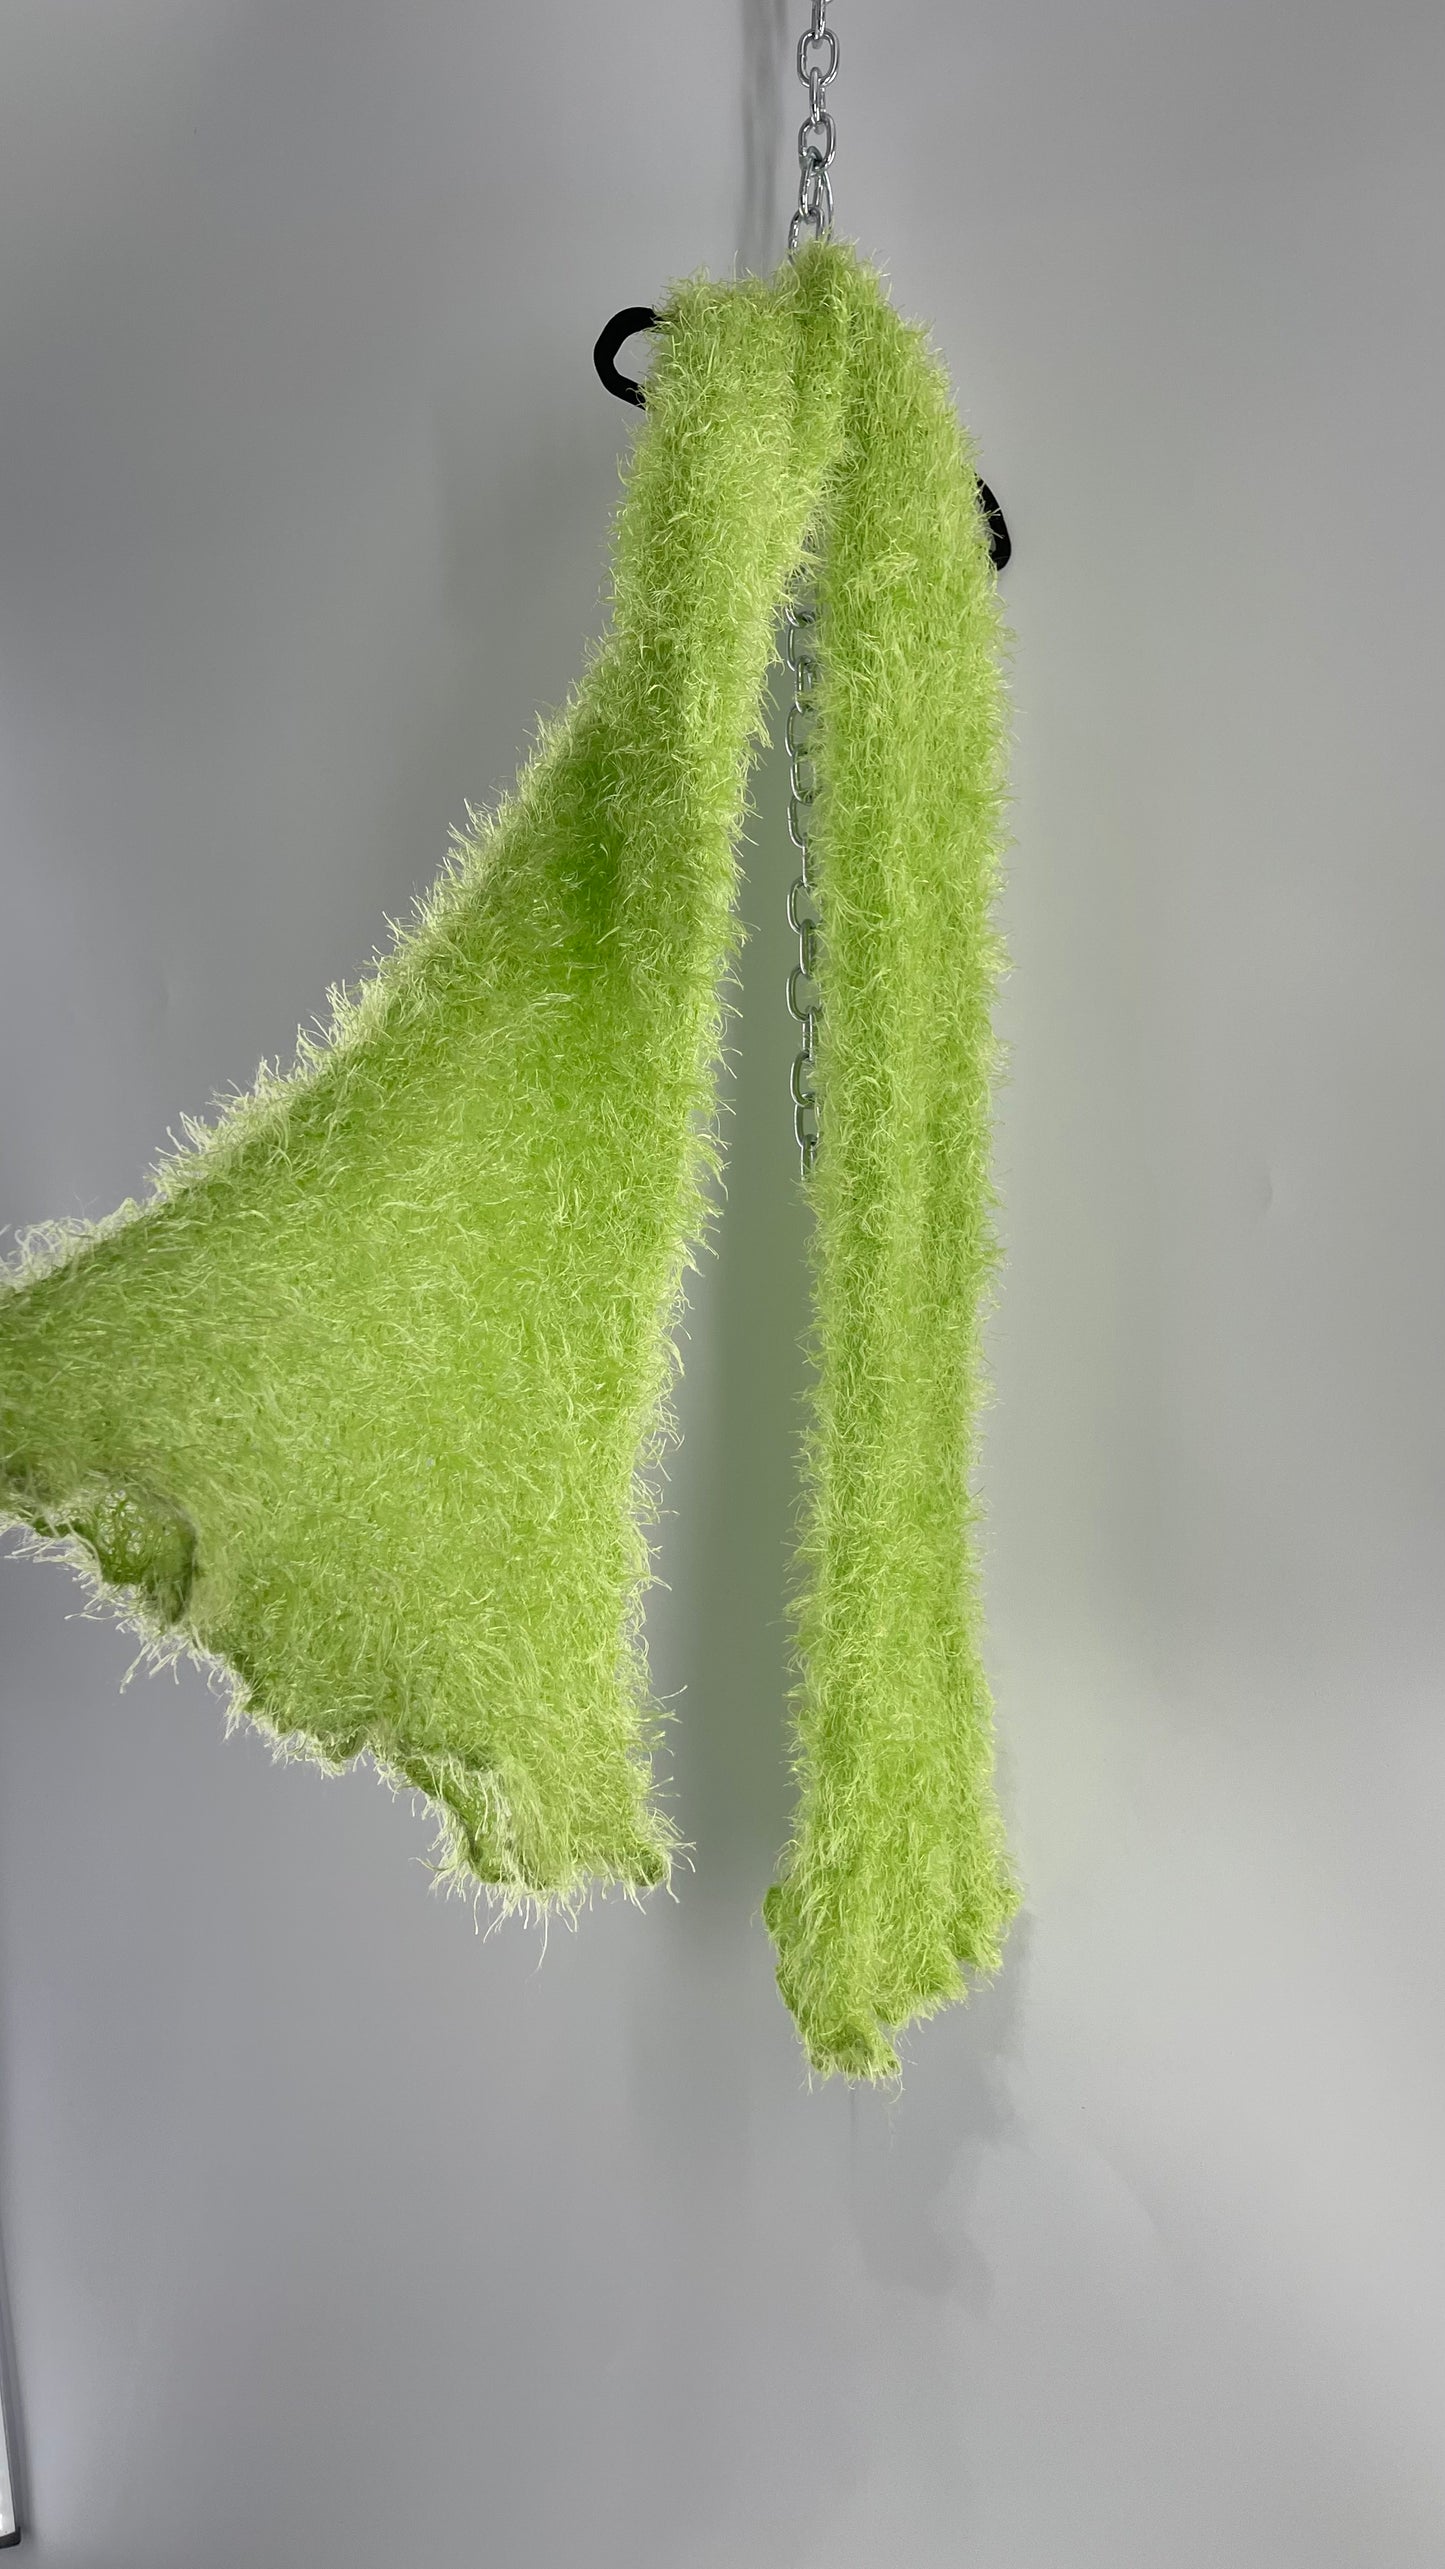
762, 267, 1019, 2077
0, 241, 1018, 2078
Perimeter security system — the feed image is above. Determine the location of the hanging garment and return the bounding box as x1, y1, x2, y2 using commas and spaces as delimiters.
0, 239, 1018, 2078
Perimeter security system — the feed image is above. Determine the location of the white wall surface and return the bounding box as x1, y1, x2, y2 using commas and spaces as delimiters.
1, 4, 1443, 2562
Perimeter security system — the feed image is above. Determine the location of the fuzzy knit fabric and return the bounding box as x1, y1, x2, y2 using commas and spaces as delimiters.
0, 239, 1017, 2078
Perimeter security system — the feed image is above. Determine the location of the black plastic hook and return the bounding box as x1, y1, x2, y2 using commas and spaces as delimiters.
976, 482, 1011, 573
592, 304, 1013, 572
593, 306, 658, 408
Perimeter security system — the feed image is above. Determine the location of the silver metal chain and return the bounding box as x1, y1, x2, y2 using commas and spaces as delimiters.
784, 1, 838, 1174
788, 2, 838, 257
784, 601, 823, 1167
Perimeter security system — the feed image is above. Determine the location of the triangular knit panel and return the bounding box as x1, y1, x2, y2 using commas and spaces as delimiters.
0, 241, 1018, 2078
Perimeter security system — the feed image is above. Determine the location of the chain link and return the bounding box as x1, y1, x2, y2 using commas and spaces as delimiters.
787, 3, 839, 257
784, 600, 822, 1166
784, 2, 836, 1174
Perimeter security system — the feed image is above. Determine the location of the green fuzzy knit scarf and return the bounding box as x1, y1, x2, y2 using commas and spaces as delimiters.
0, 240, 1017, 2079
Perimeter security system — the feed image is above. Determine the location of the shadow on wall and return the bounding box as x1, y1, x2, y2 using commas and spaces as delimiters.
662, 722, 816, 1915
739, 0, 793, 277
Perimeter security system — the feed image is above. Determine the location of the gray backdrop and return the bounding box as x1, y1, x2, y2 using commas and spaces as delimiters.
2, 4, 1443, 2563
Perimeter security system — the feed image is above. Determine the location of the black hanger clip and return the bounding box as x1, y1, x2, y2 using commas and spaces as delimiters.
593, 307, 658, 409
